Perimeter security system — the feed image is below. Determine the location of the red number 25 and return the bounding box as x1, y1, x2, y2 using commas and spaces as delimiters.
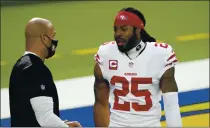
110, 76, 153, 111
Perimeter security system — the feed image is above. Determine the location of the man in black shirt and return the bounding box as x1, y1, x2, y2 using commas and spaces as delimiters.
9, 17, 81, 127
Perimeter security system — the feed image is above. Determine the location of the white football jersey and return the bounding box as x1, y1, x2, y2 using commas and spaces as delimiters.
94, 40, 178, 127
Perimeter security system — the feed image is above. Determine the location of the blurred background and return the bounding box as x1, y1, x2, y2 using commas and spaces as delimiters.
1, 1, 209, 127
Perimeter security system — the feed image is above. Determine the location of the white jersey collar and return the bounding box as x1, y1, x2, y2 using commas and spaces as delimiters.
126, 40, 146, 60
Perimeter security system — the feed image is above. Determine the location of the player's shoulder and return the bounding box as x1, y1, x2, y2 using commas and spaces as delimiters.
96, 40, 117, 54
98, 40, 116, 49
146, 41, 174, 55
94, 41, 117, 65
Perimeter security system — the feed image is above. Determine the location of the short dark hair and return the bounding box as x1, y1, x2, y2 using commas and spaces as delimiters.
120, 7, 156, 42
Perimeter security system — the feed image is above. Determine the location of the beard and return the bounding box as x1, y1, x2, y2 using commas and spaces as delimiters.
115, 32, 138, 53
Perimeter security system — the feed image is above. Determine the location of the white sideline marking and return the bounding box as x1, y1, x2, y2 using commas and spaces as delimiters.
1, 59, 209, 119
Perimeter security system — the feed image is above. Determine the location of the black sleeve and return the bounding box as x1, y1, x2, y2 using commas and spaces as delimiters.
22, 66, 52, 99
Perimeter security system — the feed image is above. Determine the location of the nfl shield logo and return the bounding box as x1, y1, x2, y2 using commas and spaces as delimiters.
41, 84, 45, 90
129, 62, 134, 68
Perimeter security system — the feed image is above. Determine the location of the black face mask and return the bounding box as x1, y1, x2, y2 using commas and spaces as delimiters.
42, 35, 58, 59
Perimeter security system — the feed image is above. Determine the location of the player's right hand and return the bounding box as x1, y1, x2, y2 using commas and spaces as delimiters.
64, 120, 82, 127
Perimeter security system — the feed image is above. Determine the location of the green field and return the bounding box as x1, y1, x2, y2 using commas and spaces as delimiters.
1, 1, 209, 88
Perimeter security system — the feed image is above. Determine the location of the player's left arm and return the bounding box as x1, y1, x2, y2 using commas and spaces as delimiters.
160, 45, 182, 127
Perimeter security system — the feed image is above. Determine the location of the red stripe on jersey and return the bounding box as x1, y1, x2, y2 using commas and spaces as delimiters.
165, 59, 178, 67
94, 54, 101, 64
167, 53, 176, 61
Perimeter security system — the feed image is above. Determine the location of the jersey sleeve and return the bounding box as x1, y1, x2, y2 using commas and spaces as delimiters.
94, 41, 115, 65
159, 44, 178, 78
94, 43, 109, 79
23, 66, 51, 99
94, 47, 104, 66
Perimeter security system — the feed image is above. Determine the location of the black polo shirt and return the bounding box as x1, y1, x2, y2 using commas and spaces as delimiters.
9, 53, 59, 127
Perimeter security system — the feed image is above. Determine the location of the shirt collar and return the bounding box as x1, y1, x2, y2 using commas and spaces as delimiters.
24, 51, 39, 57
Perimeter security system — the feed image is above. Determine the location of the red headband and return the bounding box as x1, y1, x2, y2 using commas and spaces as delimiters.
114, 11, 144, 29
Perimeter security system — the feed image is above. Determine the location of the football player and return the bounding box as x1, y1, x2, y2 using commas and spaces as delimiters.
93, 7, 182, 127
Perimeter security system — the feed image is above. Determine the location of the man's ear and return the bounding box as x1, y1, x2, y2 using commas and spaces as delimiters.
40, 33, 46, 42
